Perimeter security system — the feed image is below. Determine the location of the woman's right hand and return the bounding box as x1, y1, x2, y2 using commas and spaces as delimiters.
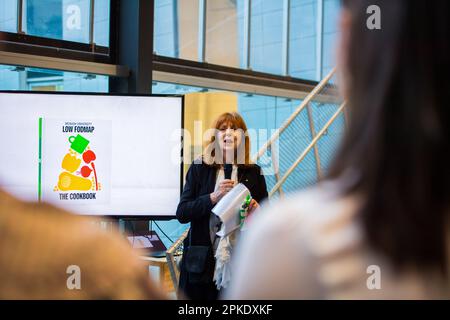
210, 179, 235, 204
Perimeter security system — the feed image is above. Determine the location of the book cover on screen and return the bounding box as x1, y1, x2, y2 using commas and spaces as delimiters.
39, 118, 112, 206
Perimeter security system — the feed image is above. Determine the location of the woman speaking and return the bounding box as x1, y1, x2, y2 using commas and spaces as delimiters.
176, 112, 268, 300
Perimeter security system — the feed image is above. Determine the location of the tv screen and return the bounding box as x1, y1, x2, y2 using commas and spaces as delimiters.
0, 92, 183, 218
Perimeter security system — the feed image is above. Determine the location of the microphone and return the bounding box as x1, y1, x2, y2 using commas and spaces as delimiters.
224, 164, 232, 180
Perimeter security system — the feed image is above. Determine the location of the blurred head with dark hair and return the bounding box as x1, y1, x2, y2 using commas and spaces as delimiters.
331, 0, 450, 274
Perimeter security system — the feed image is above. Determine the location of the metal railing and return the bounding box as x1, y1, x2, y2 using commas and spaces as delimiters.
252, 68, 346, 197
166, 228, 189, 296
269, 102, 346, 197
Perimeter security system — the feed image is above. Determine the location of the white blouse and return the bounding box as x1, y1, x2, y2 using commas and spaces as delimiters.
209, 165, 238, 247
225, 179, 450, 299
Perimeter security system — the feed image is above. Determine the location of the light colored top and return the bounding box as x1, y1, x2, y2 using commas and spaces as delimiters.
210, 165, 238, 247
225, 179, 450, 299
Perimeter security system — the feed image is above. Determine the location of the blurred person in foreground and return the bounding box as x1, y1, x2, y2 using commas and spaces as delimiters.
0, 189, 165, 299
226, 0, 450, 299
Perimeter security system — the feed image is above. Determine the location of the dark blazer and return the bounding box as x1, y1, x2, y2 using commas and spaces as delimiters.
176, 161, 268, 300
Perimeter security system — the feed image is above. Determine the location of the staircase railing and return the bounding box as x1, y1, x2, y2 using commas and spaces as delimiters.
269, 102, 346, 197
252, 68, 346, 197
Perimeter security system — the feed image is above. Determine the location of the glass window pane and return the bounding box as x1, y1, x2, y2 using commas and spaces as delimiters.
178, 0, 200, 60
94, 0, 110, 46
24, 0, 85, 42
154, 0, 178, 57
0, 64, 109, 92
322, 0, 340, 76
205, 0, 243, 68
323, 0, 340, 34
154, 0, 198, 61
153, 0, 340, 81
0, 0, 18, 32
289, 0, 317, 81
250, 0, 283, 75
62, 0, 90, 43
20, 0, 109, 46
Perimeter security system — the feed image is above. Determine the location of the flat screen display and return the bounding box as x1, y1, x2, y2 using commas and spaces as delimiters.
0, 92, 183, 217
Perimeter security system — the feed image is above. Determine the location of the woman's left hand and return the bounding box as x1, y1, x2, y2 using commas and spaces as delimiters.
247, 199, 260, 216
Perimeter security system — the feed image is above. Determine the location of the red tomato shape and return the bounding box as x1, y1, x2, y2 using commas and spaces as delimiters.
81, 166, 93, 178
83, 150, 96, 164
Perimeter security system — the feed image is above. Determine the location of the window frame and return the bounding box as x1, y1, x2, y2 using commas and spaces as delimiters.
0, 0, 116, 64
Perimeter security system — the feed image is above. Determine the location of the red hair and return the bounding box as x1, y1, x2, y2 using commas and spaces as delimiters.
203, 112, 251, 167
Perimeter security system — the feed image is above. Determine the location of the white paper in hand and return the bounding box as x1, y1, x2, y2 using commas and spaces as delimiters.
212, 183, 250, 237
